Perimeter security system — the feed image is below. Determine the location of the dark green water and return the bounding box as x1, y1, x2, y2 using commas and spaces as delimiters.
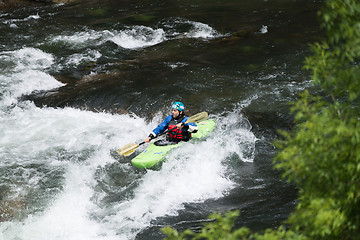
0, 0, 323, 239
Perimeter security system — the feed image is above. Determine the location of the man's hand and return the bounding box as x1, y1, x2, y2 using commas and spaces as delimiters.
145, 133, 156, 143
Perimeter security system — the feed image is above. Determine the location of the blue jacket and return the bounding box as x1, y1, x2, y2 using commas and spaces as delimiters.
151, 115, 197, 136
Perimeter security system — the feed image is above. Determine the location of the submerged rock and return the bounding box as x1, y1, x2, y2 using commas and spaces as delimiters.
0, 187, 23, 222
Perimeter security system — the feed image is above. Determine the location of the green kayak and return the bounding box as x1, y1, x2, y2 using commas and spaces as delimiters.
131, 119, 216, 168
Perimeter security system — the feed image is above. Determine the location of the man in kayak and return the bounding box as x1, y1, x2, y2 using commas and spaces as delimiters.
144, 102, 198, 146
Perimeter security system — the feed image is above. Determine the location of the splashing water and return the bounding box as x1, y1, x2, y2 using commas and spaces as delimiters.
0, 42, 256, 240
0, 0, 315, 237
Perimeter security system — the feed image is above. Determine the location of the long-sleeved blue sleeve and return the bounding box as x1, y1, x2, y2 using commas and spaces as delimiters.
152, 115, 172, 136
151, 115, 198, 136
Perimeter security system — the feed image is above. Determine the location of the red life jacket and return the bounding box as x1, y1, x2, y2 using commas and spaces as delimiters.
167, 125, 183, 140
166, 115, 191, 141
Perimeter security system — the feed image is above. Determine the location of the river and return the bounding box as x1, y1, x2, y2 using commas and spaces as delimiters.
0, 0, 322, 239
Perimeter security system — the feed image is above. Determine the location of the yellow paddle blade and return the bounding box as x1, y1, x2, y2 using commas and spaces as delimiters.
186, 111, 208, 123
117, 143, 139, 156
122, 150, 135, 157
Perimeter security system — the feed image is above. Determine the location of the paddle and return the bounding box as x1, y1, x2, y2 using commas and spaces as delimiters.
117, 111, 208, 156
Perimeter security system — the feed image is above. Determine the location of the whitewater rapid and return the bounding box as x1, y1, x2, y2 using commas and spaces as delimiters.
0, 15, 256, 240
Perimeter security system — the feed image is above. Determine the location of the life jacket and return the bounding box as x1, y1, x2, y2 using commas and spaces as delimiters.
166, 115, 191, 142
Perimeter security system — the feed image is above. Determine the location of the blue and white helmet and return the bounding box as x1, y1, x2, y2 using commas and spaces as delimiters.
171, 101, 185, 112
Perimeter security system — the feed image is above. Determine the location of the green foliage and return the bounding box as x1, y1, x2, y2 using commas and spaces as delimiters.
162, 0, 360, 239
275, 0, 360, 239
252, 226, 308, 240
162, 211, 251, 240
304, 0, 360, 101
162, 211, 308, 240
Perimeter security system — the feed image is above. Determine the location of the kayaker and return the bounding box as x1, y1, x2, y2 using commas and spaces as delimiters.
144, 102, 198, 146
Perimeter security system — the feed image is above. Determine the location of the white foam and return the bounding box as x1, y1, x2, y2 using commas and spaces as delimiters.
0, 104, 256, 239
166, 61, 188, 69
65, 49, 102, 67
103, 137, 235, 239
0, 105, 146, 161
11, 47, 54, 71
163, 19, 221, 39
50, 30, 106, 49
0, 47, 63, 106
3, 163, 116, 240
0, 106, 148, 240
2, 13, 41, 26
108, 27, 166, 49
50, 27, 166, 50
48, 20, 221, 51
0, 22, 253, 239
96, 111, 256, 239
185, 21, 219, 39
24, 14, 41, 21
218, 111, 257, 162
260, 25, 268, 34
15, 70, 61, 93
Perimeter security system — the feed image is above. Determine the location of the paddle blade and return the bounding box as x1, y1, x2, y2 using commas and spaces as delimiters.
186, 111, 208, 123
117, 143, 139, 156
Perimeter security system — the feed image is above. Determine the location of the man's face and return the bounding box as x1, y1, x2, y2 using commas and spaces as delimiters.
172, 109, 180, 118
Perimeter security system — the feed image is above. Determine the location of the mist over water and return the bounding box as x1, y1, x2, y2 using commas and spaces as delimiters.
0, 0, 322, 239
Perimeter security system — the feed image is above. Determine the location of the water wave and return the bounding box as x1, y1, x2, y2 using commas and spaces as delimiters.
63, 49, 102, 68
0, 47, 63, 106
0, 102, 255, 240
166, 18, 221, 39
0, 17, 251, 240
48, 27, 165, 50
47, 19, 221, 50
2, 13, 41, 27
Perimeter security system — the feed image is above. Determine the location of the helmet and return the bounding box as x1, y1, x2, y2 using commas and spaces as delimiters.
171, 101, 185, 112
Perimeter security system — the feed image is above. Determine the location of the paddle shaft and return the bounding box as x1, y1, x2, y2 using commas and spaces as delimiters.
146, 125, 176, 142
118, 112, 208, 156
147, 114, 198, 141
